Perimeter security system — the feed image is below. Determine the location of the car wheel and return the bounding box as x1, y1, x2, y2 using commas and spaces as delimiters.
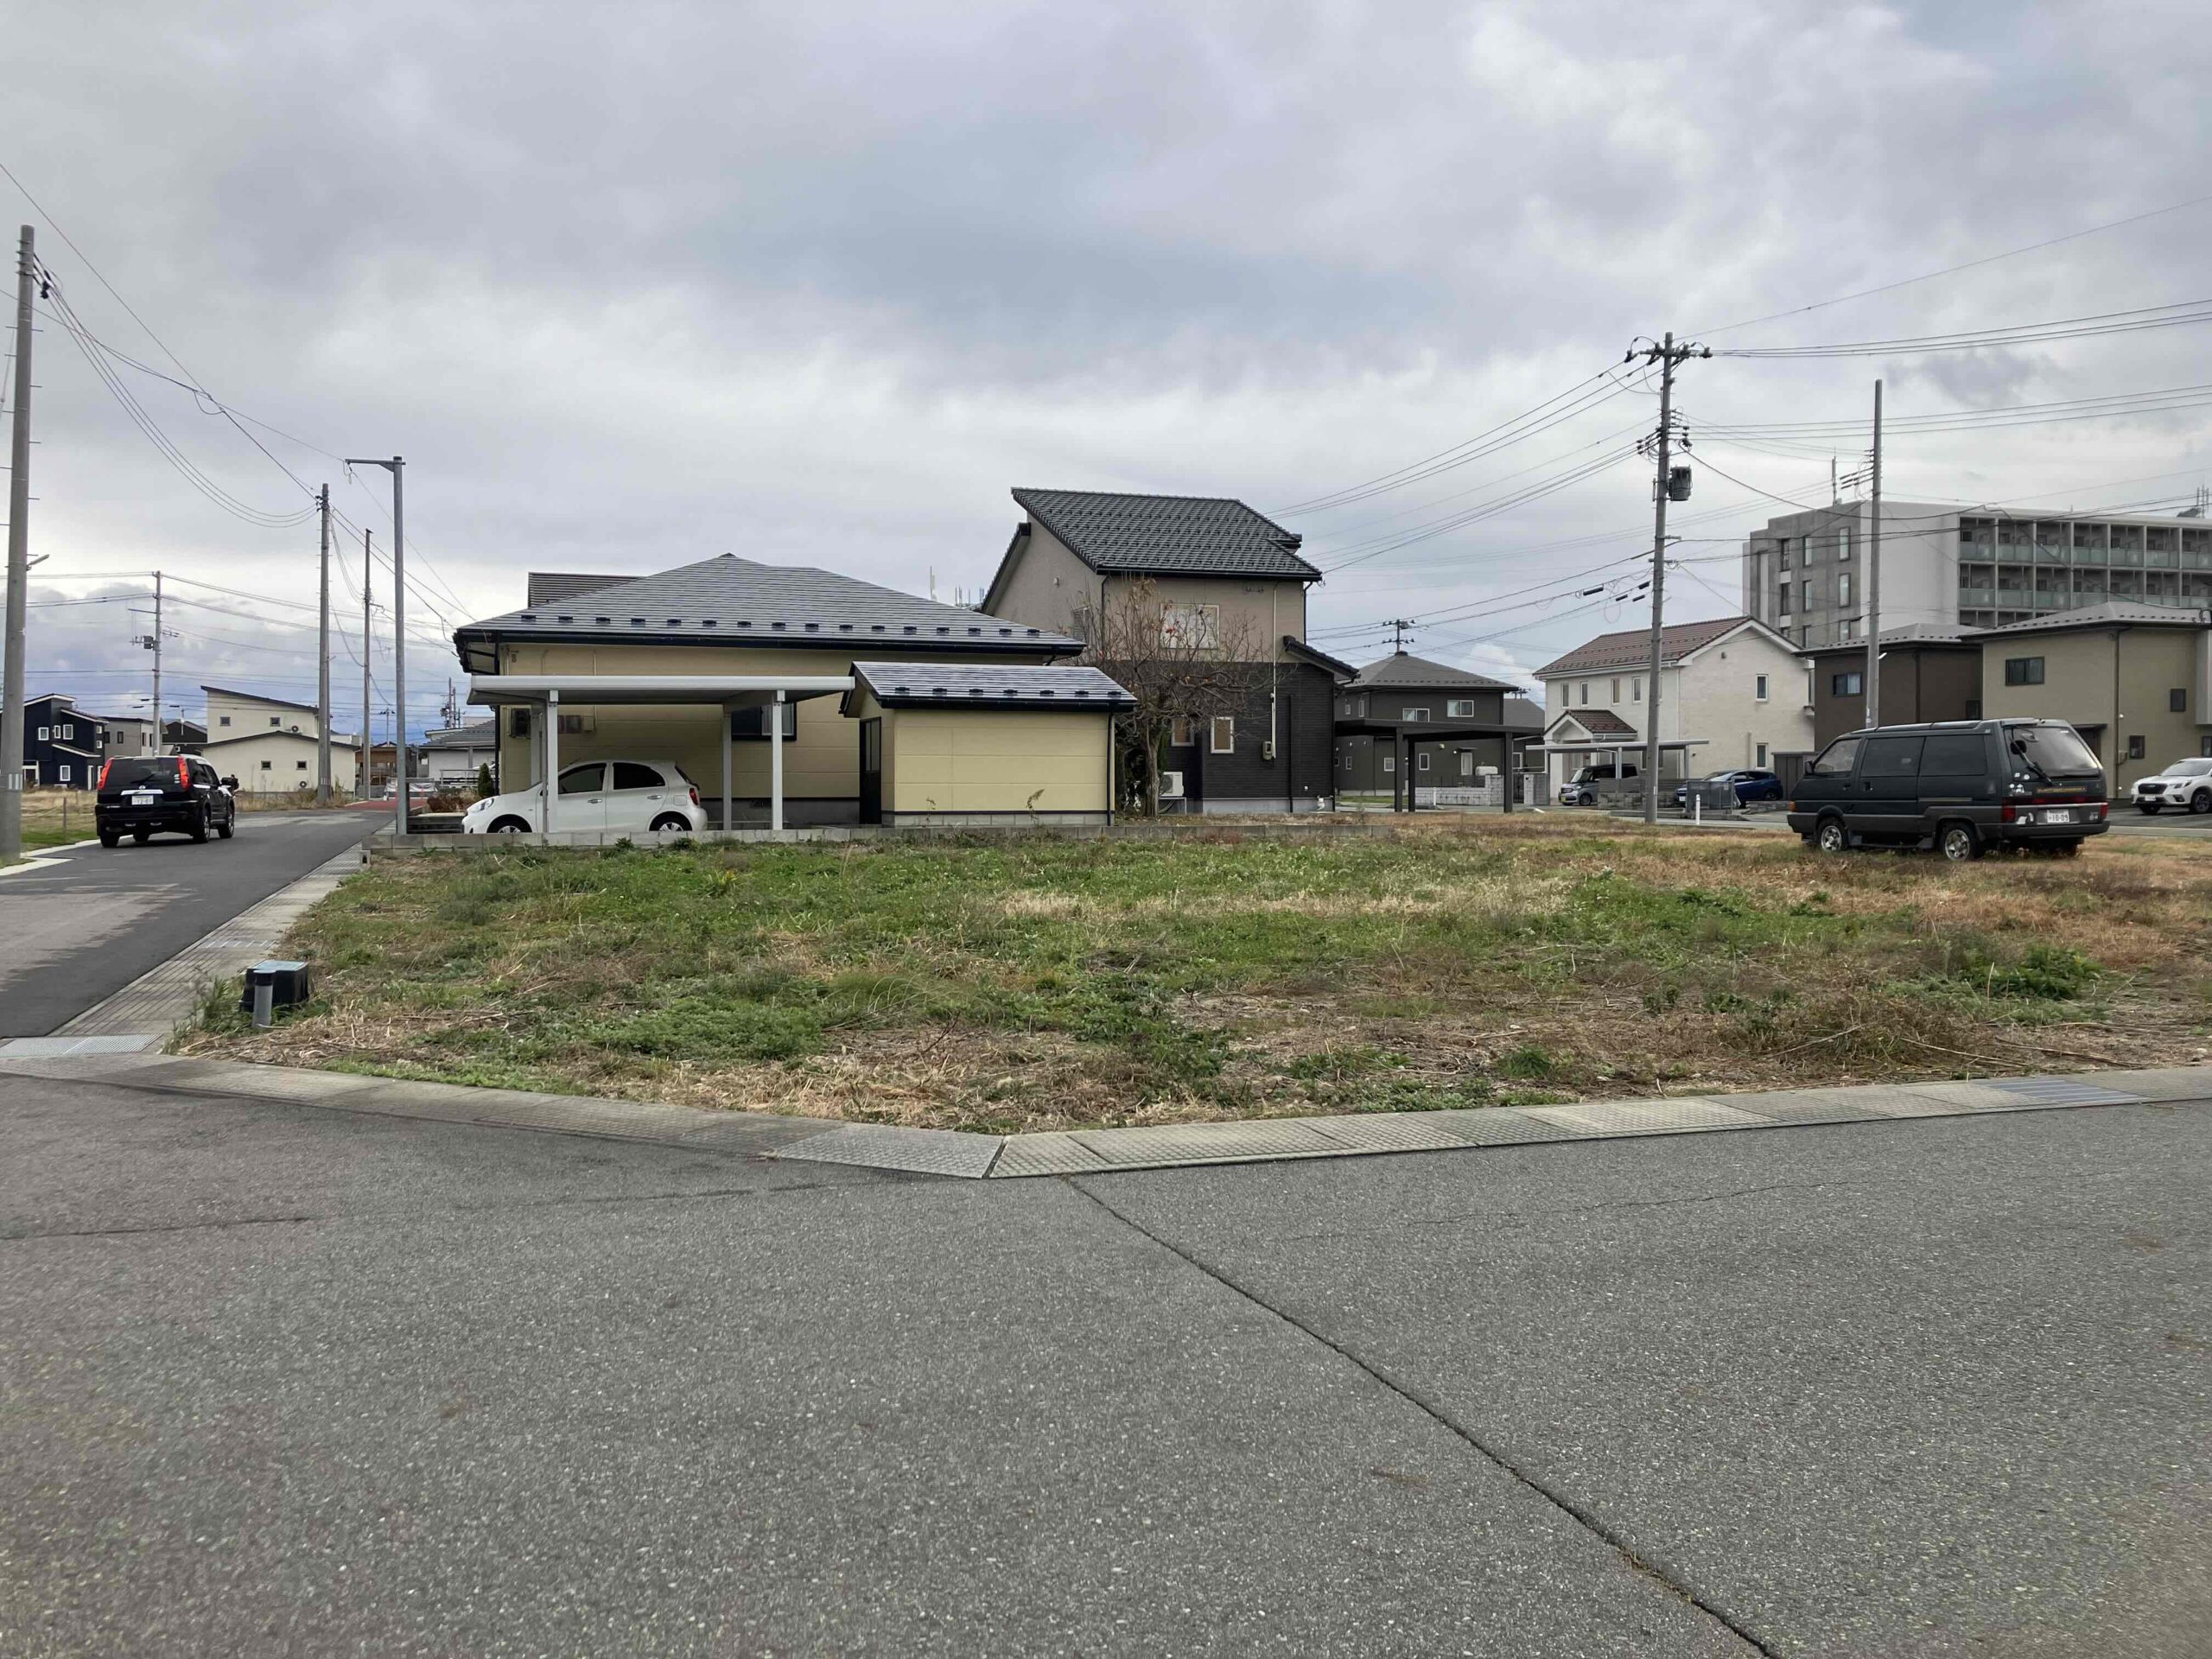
1815, 817, 1849, 855
216, 812, 234, 839
2192, 791, 2212, 816
99, 830, 120, 849
1937, 822, 1980, 862
649, 813, 689, 833
490, 817, 531, 834
189, 805, 210, 843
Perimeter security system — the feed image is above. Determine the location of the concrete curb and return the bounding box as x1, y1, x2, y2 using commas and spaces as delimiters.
3, 1048, 2202, 1180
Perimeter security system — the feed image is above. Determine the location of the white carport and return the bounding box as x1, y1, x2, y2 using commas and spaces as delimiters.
467, 674, 855, 834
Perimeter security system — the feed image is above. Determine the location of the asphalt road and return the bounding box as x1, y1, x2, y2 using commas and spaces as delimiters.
0, 810, 383, 1037
2, 1071, 2204, 1656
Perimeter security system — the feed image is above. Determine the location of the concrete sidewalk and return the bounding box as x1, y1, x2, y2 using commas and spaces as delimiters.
5, 1045, 2202, 1179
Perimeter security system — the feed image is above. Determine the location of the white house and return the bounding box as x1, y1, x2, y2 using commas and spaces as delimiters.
420, 719, 497, 787
1533, 617, 1813, 797
198, 683, 360, 796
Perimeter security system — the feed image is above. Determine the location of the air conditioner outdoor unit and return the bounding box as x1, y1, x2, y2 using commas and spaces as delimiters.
1158, 770, 1185, 800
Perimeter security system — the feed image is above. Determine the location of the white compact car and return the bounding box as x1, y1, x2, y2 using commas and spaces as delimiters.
461, 759, 707, 835
2133, 756, 2212, 815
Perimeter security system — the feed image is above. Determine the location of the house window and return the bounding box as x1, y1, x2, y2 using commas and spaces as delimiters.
1402, 707, 1429, 722
1777, 582, 1792, 618
219, 715, 232, 728
1755, 673, 1769, 702
2171, 688, 2188, 713
1446, 699, 1477, 718
1580, 683, 1589, 705
2202, 736, 2212, 757
508, 708, 531, 738
1210, 715, 1235, 754
1381, 753, 1395, 773
1632, 677, 1642, 702
1417, 752, 1430, 772
1802, 580, 1819, 609
2127, 734, 2146, 760
1777, 541, 1792, 571
1755, 743, 1768, 767
1168, 715, 1195, 747
1160, 603, 1221, 652
1837, 527, 1852, 562
296, 760, 308, 771
58, 764, 70, 783
259, 760, 273, 771
269, 715, 281, 728
1611, 677, 1620, 702
1832, 671, 1863, 697
2004, 656, 2045, 686
1459, 752, 1473, 778
35, 726, 46, 741
1838, 572, 1853, 607
728, 703, 797, 741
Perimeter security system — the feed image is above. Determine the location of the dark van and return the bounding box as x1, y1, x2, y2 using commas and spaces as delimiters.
95, 756, 238, 848
1786, 719, 2108, 861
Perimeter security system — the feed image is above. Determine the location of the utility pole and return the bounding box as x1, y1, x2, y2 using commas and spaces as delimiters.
1, 226, 33, 865
1388, 618, 1414, 654
1626, 332, 1709, 823
346, 457, 405, 831
360, 528, 373, 799
150, 573, 163, 751
316, 485, 333, 804
1863, 379, 1883, 730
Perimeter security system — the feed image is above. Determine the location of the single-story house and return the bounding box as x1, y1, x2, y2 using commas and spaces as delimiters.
198, 685, 360, 795
421, 720, 498, 788
452, 555, 1131, 829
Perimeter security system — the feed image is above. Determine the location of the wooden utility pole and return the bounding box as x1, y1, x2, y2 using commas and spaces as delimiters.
1, 226, 33, 865
1863, 380, 1884, 729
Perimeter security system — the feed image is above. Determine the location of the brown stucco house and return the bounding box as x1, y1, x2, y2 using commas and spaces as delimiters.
1802, 624, 1983, 750
450, 554, 1134, 829
982, 489, 1351, 811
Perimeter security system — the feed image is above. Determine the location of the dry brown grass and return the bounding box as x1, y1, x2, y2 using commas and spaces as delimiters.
181, 817, 2212, 1131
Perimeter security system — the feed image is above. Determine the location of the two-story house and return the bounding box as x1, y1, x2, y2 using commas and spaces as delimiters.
1333, 652, 1522, 799
200, 684, 361, 796
982, 488, 1354, 811
24, 693, 106, 788
1534, 617, 1813, 798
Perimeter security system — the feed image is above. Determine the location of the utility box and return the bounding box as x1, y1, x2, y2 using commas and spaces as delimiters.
1668, 465, 1694, 501
239, 959, 313, 1015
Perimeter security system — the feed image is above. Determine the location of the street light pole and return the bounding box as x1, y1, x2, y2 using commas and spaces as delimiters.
346, 458, 406, 832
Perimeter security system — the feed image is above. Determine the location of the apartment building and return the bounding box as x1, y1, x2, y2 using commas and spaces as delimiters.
1741, 502, 2212, 649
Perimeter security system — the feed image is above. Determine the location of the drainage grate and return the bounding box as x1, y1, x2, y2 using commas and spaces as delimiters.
1986, 1076, 2147, 1109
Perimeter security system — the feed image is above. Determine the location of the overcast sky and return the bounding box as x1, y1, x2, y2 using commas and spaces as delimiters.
9, 0, 2209, 735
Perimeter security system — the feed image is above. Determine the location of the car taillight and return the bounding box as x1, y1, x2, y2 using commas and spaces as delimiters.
98, 760, 113, 791
688, 785, 700, 806
2098, 802, 2109, 820
176, 758, 189, 787
1999, 803, 2017, 822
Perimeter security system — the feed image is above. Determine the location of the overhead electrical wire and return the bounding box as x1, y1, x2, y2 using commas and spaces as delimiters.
1712, 299, 2212, 359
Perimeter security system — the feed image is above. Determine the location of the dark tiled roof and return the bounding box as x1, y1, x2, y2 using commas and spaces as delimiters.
459, 555, 1082, 654
1535, 618, 1752, 678
528, 572, 635, 607
200, 683, 323, 715
1963, 601, 2211, 637
1801, 622, 1971, 655
1284, 637, 1360, 680
1351, 651, 1516, 691
1504, 696, 1545, 731
1013, 488, 1319, 580
1548, 707, 1638, 738
848, 662, 1134, 711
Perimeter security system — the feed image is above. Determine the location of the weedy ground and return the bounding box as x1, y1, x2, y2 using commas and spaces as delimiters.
181, 818, 2212, 1133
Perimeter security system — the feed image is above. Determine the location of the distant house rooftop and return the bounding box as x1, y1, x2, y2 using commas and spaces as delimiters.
1350, 651, 1516, 691
988, 487, 1319, 604
1536, 618, 1770, 678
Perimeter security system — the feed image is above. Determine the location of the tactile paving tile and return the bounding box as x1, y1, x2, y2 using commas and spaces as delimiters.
0, 1035, 158, 1058
2063, 1067, 2212, 1103
1071, 1118, 1347, 1168
1984, 1075, 2147, 1109
771, 1123, 1001, 1178
1425, 1107, 1596, 1145
1879, 1081, 2027, 1115
990, 1132, 1113, 1177
1516, 1097, 1767, 1136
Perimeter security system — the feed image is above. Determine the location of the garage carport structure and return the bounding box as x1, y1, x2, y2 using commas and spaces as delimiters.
467, 674, 853, 834
1332, 715, 1523, 812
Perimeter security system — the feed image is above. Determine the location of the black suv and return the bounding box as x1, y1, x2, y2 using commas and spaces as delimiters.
95, 756, 238, 847
1787, 719, 2108, 861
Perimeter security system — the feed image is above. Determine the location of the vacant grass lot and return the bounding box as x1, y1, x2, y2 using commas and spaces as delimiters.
182, 820, 2212, 1133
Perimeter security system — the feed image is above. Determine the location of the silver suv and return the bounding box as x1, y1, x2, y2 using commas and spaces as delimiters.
2133, 757, 2212, 815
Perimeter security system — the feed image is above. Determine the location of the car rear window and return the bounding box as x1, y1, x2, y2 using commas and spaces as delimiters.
101, 758, 181, 790
2010, 724, 2101, 777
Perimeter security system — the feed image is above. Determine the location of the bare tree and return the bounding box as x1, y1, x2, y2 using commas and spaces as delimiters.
1073, 576, 1263, 815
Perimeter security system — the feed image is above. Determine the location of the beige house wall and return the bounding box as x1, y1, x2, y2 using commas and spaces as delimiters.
207, 688, 328, 742
874, 702, 1112, 815
1980, 625, 2212, 791
202, 729, 360, 793
493, 640, 1058, 802
988, 525, 1103, 641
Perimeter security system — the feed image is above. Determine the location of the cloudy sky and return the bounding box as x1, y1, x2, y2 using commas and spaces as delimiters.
8, 0, 2209, 736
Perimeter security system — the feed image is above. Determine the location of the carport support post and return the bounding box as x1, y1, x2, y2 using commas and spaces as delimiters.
720, 702, 733, 834
770, 689, 785, 833
543, 690, 558, 836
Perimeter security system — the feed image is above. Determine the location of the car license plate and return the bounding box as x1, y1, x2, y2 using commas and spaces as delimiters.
2044, 809, 2073, 824
128, 791, 160, 805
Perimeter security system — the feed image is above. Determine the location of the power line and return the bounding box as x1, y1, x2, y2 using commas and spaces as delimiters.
1713, 298, 2212, 359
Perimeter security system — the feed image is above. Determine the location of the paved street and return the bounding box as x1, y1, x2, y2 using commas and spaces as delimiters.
0, 811, 382, 1037
2, 1067, 2204, 1656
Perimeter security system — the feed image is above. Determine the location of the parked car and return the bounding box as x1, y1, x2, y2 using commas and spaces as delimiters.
1673, 768, 1784, 809
1787, 718, 2108, 861
382, 779, 436, 801
461, 759, 706, 835
2132, 757, 2212, 815
95, 755, 237, 847
1558, 760, 1638, 807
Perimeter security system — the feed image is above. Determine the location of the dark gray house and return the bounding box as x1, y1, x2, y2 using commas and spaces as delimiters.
25, 693, 106, 788
983, 488, 1355, 811
1333, 652, 1522, 798
1803, 624, 1982, 750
